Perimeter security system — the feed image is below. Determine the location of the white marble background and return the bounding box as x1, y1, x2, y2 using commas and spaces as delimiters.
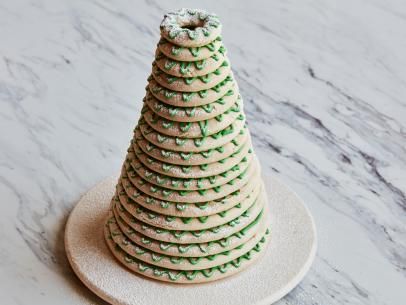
0, 0, 405, 304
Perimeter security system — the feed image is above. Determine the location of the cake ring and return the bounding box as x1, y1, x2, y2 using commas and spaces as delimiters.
160, 8, 222, 47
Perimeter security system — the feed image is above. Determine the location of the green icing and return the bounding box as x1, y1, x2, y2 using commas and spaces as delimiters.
180, 152, 193, 160
187, 29, 197, 40
171, 45, 183, 55
164, 60, 176, 70
195, 59, 206, 70
190, 47, 199, 57
168, 29, 180, 39
198, 90, 208, 98
179, 61, 192, 75
182, 92, 195, 102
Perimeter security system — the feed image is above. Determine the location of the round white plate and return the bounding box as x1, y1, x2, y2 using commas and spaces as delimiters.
65, 175, 317, 305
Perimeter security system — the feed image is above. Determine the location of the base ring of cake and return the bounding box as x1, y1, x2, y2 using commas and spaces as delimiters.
65, 174, 317, 305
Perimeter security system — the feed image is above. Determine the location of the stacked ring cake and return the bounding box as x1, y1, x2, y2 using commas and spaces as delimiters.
104, 8, 271, 284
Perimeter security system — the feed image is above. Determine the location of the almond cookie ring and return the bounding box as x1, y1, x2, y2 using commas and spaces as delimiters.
123, 159, 258, 204
104, 218, 271, 283
105, 223, 271, 283
138, 119, 246, 154
155, 49, 226, 77
133, 128, 249, 166
128, 149, 254, 191
115, 182, 261, 231
113, 194, 268, 245
109, 194, 267, 257
119, 173, 261, 218
160, 8, 222, 48
108, 216, 268, 271
152, 61, 230, 92
142, 105, 244, 138
131, 137, 252, 179
144, 89, 240, 123
157, 36, 223, 62
147, 75, 235, 107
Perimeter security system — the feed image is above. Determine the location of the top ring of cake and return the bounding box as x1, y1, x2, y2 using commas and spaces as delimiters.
160, 8, 222, 47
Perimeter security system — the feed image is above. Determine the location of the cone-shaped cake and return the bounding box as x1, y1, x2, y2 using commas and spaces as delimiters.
104, 8, 270, 284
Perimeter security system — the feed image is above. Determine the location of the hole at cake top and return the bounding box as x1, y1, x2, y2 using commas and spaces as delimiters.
178, 19, 205, 31
181, 24, 199, 30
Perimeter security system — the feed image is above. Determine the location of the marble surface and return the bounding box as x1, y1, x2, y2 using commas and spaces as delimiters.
0, 0, 405, 304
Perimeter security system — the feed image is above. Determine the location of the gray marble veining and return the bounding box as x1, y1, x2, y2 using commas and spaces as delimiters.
0, 0, 405, 304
